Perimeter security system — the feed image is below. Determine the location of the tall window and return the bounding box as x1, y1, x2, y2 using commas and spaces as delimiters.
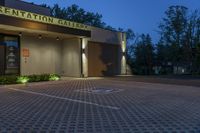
0, 35, 20, 75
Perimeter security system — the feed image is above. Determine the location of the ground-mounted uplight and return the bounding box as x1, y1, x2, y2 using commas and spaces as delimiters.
17, 76, 29, 84
49, 74, 60, 81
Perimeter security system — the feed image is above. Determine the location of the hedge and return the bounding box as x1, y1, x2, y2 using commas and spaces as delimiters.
0, 75, 18, 85
0, 74, 60, 85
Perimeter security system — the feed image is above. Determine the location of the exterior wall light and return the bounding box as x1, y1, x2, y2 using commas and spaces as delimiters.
56, 37, 60, 41
82, 48, 85, 54
121, 33, 127, 75
38, 35, 42, 39
123, 52, 126, 56
19, 32, 22, 37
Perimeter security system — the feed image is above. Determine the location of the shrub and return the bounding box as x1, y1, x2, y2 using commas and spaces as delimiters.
40, 74, 51, 81
0, 74, 60, 85
0, 75, 18, 85
28, 75, 41, 82
16, 76, 29, 84
49, 74, 60, 81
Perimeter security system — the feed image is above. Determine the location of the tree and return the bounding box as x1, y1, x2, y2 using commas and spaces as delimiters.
134, 34, 155, 75
193, 15, 200, 74
159, 6, 188, 68
158, 6, 200, 74
124, 29, 137, 74
44, 4, 107, 28
145, 34, 155, 74
156, 38, 173, 74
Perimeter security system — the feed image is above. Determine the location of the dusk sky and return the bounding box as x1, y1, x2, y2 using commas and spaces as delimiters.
25, 0, 200, 42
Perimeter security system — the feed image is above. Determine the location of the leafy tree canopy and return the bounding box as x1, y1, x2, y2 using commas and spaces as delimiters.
42, 4, 117, 30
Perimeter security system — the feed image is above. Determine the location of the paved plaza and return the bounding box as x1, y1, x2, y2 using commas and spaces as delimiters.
0, 77, 200, 133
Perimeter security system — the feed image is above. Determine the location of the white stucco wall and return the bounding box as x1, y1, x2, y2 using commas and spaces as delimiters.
90, 27, 123, 45
20, 35, 62, 75
21, 36, 82, 77
61, 38, 81, 77
90, 27, 127, 76
82, 38, 89, 77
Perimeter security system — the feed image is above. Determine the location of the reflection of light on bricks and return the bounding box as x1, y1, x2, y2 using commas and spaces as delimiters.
76, 87, 123, 94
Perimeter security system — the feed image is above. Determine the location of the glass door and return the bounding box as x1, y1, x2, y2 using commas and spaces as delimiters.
0, 35, 5, 75
0, 34, 20, 75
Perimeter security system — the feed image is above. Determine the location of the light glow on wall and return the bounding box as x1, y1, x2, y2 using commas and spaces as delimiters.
121, 33, 127, 75
122, 41, 126, 53
81, 38, 89, 77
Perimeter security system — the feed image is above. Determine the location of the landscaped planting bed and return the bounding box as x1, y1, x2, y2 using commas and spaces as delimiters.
0, 74, 60, 85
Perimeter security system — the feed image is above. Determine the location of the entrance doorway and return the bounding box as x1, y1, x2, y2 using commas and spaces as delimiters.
0, 34, 20, 75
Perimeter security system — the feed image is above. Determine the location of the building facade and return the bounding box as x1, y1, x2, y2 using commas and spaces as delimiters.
0, 0, 126, 77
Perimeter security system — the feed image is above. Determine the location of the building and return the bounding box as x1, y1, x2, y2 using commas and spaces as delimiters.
0, 0, 126, 77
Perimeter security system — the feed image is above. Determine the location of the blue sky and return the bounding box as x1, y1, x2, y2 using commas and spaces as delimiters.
25, 0, 200, 42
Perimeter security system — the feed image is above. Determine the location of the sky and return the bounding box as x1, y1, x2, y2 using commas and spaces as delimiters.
25, 0, 200, 43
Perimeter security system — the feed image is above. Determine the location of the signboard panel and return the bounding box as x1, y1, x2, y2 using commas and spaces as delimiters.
0, 5, 90, 31
22, 48, 29, 57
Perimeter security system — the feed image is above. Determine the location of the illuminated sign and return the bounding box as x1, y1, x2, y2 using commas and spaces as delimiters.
0, 6, 90, 31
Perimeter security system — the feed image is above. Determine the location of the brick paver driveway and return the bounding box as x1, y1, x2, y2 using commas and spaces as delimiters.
0, 77, 200, 133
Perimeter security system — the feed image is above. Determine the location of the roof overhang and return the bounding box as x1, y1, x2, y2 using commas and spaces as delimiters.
0, 5, 91, 37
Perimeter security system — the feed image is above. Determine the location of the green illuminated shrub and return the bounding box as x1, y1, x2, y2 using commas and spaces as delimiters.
0, 74, 60, 85
16, 76, 29, 84
49, 74, 60, 81
0, 75, 17, 85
